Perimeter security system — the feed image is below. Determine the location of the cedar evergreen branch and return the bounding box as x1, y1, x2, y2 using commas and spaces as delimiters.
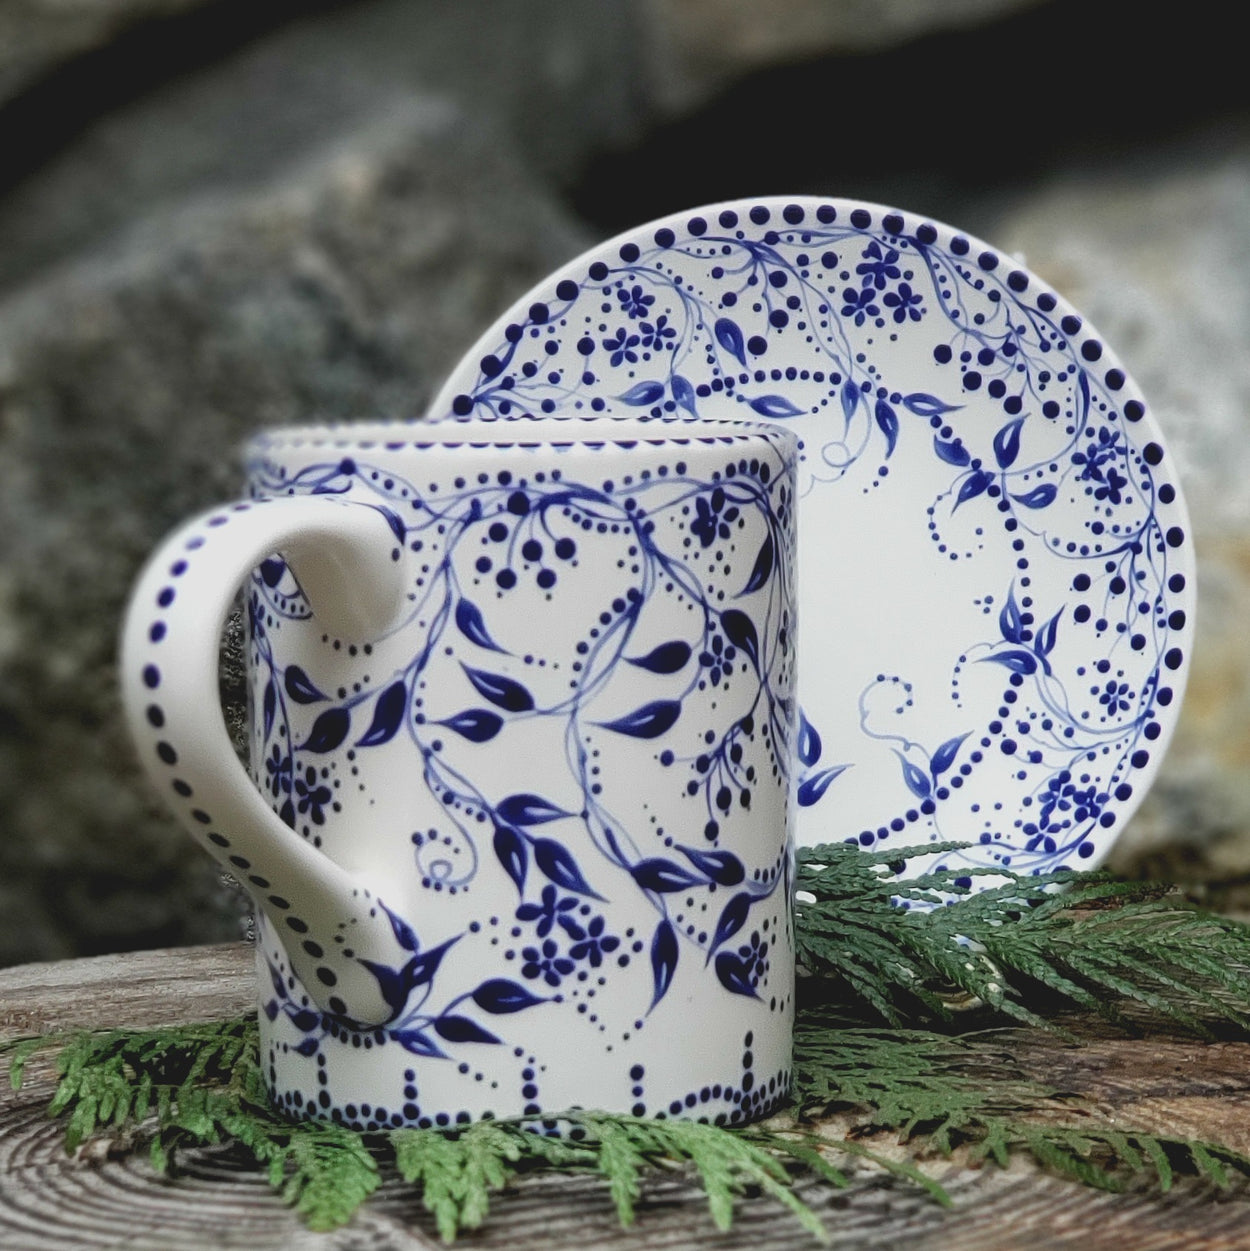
794, 841, 1250, 1032
6, 843, 1250, 1240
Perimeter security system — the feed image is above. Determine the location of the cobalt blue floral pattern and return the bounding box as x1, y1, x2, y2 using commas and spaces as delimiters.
429, 197, 1196, 886
244, 421, 797, 1127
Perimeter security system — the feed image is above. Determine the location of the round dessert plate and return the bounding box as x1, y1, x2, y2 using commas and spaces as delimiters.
428, 196, 1195, 883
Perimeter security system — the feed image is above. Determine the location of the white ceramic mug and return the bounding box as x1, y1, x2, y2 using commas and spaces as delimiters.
120, 415, 799, 1129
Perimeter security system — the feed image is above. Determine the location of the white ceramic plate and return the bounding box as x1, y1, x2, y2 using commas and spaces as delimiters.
428, 196, 1195, 884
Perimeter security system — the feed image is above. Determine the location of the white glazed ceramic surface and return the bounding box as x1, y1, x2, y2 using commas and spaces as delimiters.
121, 415, 798, 1128
429, 197, 1196, 885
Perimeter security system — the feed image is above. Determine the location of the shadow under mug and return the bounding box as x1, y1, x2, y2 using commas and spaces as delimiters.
120, 414, 799, 1129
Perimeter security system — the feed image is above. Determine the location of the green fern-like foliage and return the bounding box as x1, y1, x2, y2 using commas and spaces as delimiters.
5, 1022, 844, 1239
795, 841, 1250, 1032
791, 1003, 1250, 1194
8, 844, 1250, 1238
5, 1018, 381, 1231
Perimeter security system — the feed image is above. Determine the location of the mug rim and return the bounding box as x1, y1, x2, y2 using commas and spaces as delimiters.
246, 413, 798, 453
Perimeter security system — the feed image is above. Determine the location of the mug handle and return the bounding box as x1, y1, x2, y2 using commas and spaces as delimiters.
120, 496, 409, 1025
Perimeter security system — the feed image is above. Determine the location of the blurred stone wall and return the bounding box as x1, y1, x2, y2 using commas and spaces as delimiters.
1, 0, 1245, 966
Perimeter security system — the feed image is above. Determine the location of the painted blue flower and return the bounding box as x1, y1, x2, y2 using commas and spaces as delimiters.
603, 327, 640, 367
516, 884, 583, 940
856, 241, 901, 290
1073, 428, 1120, 477
266, 745, 293, 798
568, 916, 620, 968
1039, 771, 1107, 830
294, 766, 332, 825
737, 930, 769, 989
1038, 770, 1075, 829
521, 938, 575, 987
638, 314, 676, 352
883, 282, 924, 324
616, 284, 655, 319
1093, 467, 1128, 506
840, 287, 880, 327
691, 487, 739, 548
1070, 784, 1107, 824
1098, 680, 1131, 714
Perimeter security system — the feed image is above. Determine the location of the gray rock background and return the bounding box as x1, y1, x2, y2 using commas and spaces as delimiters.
1, 0, 1245, 966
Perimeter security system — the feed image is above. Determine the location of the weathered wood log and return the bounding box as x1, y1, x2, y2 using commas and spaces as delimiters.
2, 943, 1250, 1249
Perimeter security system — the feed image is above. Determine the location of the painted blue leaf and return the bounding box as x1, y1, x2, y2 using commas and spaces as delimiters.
267, 960, 287, 1002
598, 700, 681, 739
434, 1015, 501, 1045
714, 317, 746, 366
472, 978, 546, 1014
356, 680, 407, 748
263, 999, 279, 1022
797, 764, 850, 808
533, 838, 603, 899
934, 437, 972, 467
747, 394, 804, 419
999, 587, 1024, 644
720, 609, 759, 669
378, 506, 406, 543
462, 664, 534, 713
618, 380, 666, 406
875, 399, 900, 457
496, 794, 570, 827
285, 665, 327, 704
632, 858, 702, 893
1012, 484, 1058, 509
841, 379, 861, 423
262, 677, 276, 740
796, 709, 823, 768
896, 751, 932, 799
627, 641, 692, 675
649, 919, 679, 1011
678, 846, 745, 887
1036, 608, 1062, 657
714, 951, 760, 999
493, 824, 528, 892
259, 557, 286, 588
290, 1008, 320, 1032
979, 649, 1039, 676
294, 1037, 320, 1057
903, 392, 960, 418
739, 535, 775, 596
394, 1029, 446, 1058
300, 707, 350, 753
672, 373, 698, 417
403, 936, 459, 991
441, 708, 503, 742
455, 599, 507, 653
709, 893, 752, 957
953, 470, 991, 510
379, 899, 419, 952
993, 417, 1026, 469
359, 959, 409, 1019
930, 732, 970, 777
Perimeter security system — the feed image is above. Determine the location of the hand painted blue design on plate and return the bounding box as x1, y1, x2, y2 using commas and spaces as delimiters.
428, 196, 1196, 887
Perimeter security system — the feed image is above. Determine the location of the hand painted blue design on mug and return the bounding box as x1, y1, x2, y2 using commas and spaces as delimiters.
121, 415, 798, 1129
429, 197, 1196, 886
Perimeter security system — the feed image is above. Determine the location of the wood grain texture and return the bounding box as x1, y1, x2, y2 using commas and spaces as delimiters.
3, 943, 1250, 1249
